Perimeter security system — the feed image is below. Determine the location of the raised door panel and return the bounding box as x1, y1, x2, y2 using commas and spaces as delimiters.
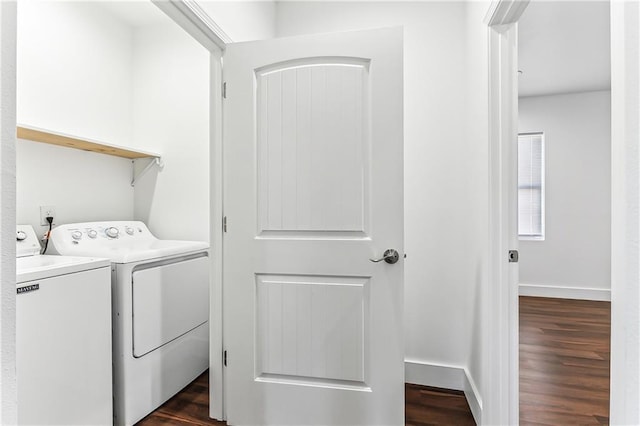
256, 58, 370, 238
256, 274, 369, 386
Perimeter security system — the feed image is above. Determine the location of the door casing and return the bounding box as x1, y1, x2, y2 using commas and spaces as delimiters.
485, 1, 527, 423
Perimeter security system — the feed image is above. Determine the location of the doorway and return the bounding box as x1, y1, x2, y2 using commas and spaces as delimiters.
486, 0, 640, 424
516, 2, 611, 423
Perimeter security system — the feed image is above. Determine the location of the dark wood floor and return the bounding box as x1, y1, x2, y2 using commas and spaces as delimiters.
520, 296, 611, 425
136, 372, 475, 425
405, 385, 475, 425
138, 296, 610, 426
136, 372, 225, 426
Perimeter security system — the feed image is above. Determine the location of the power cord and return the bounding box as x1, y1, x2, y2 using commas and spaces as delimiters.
41, 216, 53, 255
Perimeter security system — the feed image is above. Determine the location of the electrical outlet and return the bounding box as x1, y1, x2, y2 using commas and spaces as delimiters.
40, 205, 56, 226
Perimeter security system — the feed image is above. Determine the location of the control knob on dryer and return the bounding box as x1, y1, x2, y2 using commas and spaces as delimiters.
105, 227, 119, 239
125, 226, 134, 235
16, 231, 26, 241
71, 231, 82, 240
88, 229, 98, 239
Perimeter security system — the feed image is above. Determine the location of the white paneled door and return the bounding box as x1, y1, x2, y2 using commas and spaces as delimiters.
223, 27, 404, 425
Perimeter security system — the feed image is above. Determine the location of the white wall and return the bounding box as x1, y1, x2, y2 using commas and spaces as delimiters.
518, 91, 611, 299
198, 1, 276, 41
15, 141, 133, 234
131, 22, 210, 242
275, 2, 486, 407
0, 2, 17, 423
16, 1, 134, 233
17, 1, 133, 146
464, 1, 491, 421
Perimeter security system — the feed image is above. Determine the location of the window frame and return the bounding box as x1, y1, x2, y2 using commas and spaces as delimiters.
517, 132, 545, 241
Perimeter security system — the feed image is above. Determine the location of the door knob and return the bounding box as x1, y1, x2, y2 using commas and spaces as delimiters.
370, 249, 400, 264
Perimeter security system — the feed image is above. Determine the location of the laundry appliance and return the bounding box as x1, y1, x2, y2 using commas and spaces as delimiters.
16, 225, 112, 425
49, 221, 210, 426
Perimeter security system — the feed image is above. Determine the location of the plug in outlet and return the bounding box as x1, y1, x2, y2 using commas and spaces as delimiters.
40, 206, 56, 226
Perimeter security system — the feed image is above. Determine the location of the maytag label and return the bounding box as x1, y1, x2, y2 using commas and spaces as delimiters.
17, 284, 39, 294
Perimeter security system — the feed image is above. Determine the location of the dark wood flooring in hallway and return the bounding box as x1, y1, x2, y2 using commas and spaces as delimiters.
520, 296, 611, 425
137, 296, 611, 425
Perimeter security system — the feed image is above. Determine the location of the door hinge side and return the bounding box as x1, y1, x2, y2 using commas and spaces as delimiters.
223, 350, 227, 367
223, 82, 227, 99
223, 216, 227, 233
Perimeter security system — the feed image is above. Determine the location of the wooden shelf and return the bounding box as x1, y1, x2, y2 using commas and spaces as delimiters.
16, 125, 160, 160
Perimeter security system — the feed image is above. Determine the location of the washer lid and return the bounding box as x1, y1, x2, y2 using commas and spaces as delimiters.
49, 221, 209, 263
63, 240, 210, 263
17, 255, 110, 283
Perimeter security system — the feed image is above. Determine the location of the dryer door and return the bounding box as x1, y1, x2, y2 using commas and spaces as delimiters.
132, 255, 209, 357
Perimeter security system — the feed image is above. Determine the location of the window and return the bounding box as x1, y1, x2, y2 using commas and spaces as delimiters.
518, 132, 545, 240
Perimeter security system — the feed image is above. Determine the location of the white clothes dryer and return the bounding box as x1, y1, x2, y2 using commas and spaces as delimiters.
49, 221, 210, 426
16, 225, 112, 425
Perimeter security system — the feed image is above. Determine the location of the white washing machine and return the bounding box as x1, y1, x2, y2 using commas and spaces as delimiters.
16, 225, 112, 425
49, 221, 210, 426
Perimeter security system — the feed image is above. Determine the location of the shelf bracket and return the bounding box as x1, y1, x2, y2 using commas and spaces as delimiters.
131, 157, 163, 187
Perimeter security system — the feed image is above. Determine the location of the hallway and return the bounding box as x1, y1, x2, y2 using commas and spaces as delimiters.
520, 296, 610, 425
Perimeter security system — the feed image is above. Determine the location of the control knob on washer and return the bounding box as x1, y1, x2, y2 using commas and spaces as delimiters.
88, 229, 98, 239
125, 227, 134, 235
71, 231, 82, 240
105, 227, 119, 239
16, 231, 26, 241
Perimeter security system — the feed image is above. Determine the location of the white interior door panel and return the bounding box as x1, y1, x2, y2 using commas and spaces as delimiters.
224, 27, 404, 425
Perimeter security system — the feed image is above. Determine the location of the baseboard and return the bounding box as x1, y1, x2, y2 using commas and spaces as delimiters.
405, 360, 483, 423
405, 359, 464, 390
463, 368, 482, 425
519, 283, 611, 301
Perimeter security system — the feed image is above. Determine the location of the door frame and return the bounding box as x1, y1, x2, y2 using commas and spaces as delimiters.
484, 1, 528, 424
0, 2, 18, 424
485, 0, 640, 424
151, 0, 229, 420
609, 1, 640, 423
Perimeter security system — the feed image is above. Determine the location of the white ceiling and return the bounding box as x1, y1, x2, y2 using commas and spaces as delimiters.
96, 1, 170, 28
518, 0, 610, 98
95, 0, 611, 98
